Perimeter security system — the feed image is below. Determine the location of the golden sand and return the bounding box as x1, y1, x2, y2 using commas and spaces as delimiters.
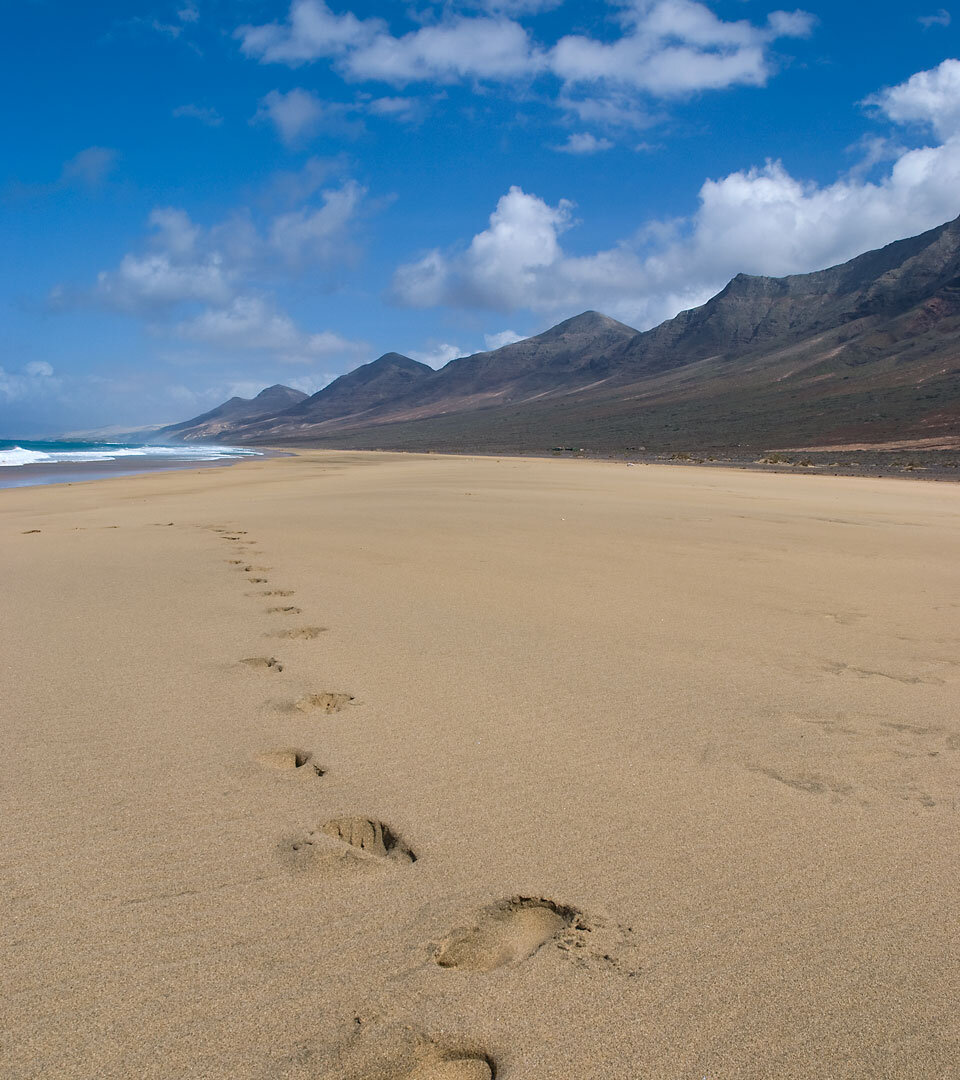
2, 451, 959, 1078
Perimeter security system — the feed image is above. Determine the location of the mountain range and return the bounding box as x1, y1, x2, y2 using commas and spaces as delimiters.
154, 213, 960, 453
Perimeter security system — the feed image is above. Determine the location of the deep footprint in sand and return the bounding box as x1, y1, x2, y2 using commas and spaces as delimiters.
322, 817, 415, 861
261, 589, 294, 597
240, 656, 284, 672
255, 749, 323, 775
243, 565, 271, 572
434, 897, 580, 972
272, 626, 328, 640
267, 605, 303, 614
282, 817, 415, 870
294, 691, 353, 713
248, 577, 269, 584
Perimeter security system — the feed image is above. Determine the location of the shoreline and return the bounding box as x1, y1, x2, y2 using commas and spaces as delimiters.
0, 447, 286, 490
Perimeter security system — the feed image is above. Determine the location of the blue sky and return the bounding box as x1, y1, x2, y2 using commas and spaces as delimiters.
2, 0, 959, 435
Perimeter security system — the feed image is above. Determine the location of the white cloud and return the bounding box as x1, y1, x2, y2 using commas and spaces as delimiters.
61, 146, 118, 188
343, 17, 544, 83
173, 103, 223, 126
236, 0, 811, 139
867, 58, 960, 139
393, 185, 574, 309
550, 1, 814, 96
366, 95, 424, 121
173, 296, 365, 362
256, 87, 327, 143
0, 362, 59, 403
554, 132, 613, 153
236, 0, 385, 65
269, 180, 365, 263
95, 252, 233, 312
178, 3, 199, 23
393, 61, 960, 327
918, 10, 951, 29
484, 328, 524, 348
408, 342, 463, 367
60, 177, 372, 366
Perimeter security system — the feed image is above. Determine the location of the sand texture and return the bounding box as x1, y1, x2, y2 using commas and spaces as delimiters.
2, 451, 959, 1079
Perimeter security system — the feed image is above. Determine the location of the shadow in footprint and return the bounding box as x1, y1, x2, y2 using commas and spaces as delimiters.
255, 749, 323, 776
248, 577, 269, 584
281, 817, 415, 871
272, 626, 328, 640
262, 589, 294, 597
434, 897, 581, 972
240, 656, 284, 672
267, 605, 303, 614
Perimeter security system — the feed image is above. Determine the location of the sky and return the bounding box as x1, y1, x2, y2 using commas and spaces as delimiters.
2, 0, 960, 436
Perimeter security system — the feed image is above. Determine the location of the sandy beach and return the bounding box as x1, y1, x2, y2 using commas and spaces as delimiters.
2, 451, 959, 1079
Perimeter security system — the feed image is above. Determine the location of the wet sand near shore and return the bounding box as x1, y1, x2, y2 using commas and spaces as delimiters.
2, 450, 959, 1079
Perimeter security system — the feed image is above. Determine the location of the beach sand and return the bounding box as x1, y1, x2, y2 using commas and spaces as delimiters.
2, 451, 958, 1079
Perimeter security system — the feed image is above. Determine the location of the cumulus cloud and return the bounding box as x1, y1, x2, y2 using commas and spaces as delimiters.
268, 179, 366, 263
392, 61, 960, 327
256, 88, 328, 143
554, 132, 613, 153
237, 1, 812, 139
173, 296, 365, 361
237, 0, 384, 65
866, 58, 960, 139
484, 328, 524, 348
0, 362, 59, 403
408, 342, 463, 367
58, 178, 371, 365
551, 1, 814, 96
95, 252, 233, 312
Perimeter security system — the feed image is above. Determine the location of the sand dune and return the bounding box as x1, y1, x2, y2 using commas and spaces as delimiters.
2, 451, 959, 1078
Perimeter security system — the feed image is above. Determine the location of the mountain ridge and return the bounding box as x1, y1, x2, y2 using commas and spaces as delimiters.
163, 213, 960, 453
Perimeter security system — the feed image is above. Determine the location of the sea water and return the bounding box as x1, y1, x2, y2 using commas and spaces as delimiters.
0, 440, 263, 488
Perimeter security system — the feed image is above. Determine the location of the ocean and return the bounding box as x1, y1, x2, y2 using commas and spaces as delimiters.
0, 440, 263, 489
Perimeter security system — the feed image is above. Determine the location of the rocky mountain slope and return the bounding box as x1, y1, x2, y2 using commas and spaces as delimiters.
164, 214, 960, 453
155, 384, 307, 442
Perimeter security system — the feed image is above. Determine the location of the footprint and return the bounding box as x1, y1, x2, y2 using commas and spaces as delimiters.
294, 691, 353, 713
255, 749, 322, 776
434, 897, 579, 972
248, 577, 269, 584
240, 656, 284, 672
305, 1026, 493, 1080
272, 626, 328, 640
282, 817, 415, 870
243, 565, 271, 572
321, 817, 415, 862
227, 559, 245, 565
267, 605, 303, 615
21, 529, 41, 534
262, 590, 295, 597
